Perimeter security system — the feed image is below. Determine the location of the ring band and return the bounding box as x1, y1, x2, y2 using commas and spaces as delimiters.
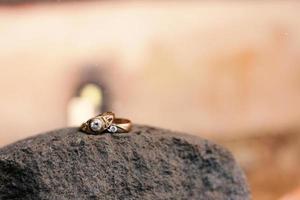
80, 112, 115, 134
107, 118, 132, 133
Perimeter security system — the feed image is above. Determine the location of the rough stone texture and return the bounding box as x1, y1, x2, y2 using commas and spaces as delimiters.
0, 125, 250, 200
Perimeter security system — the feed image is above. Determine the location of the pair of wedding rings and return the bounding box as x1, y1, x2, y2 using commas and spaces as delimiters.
79, 112, 132, 134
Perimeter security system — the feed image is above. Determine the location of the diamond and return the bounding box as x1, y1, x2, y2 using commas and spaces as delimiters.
90, 119, 102, 132
108, 125, 118, 133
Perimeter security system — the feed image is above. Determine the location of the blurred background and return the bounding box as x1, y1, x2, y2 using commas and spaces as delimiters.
0, 0, 300, 199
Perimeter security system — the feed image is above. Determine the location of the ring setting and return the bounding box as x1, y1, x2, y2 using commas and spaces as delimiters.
80, 112, 132, 134
108, 125, 118, 133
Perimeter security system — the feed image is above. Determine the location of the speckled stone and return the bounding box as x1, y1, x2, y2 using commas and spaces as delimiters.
0, 125, 250, 200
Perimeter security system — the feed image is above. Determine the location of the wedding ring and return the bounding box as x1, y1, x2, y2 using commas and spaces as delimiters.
107, 118, 132, 133
80, 112, 115, 134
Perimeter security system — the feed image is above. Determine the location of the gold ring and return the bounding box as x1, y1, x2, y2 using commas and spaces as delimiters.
80, 112, 115, 134
107, 118, 132, 133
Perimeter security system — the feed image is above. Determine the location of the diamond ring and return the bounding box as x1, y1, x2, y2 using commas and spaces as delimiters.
80, 112, 132, 134
80, 112, 115, 134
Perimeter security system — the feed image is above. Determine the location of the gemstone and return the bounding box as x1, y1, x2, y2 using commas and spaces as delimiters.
90, 119, 102, 132
108, 125, 118, 133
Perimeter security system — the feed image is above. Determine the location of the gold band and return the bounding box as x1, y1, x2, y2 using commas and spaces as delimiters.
107, 118, 132, 133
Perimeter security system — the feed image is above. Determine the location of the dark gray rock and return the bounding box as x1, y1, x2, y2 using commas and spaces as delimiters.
0, 125, 250, 200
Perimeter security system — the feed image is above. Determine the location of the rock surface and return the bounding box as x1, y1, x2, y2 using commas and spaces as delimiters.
0, 125, 250, 200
